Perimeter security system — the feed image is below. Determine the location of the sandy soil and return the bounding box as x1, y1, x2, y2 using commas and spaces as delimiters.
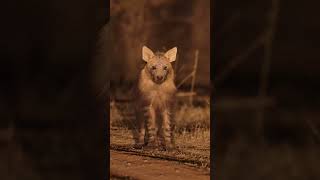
110, 150, 210, 180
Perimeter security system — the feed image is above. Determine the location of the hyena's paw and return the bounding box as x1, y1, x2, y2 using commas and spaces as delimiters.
144, 138, 158, 149
145, 141, 157, 148
133, 143, 144, 149
163, 143, 175, 151
158, 140, 175, 151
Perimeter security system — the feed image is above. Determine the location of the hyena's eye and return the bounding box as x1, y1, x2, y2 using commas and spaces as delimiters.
163, 66, 168, 70
151, 66, 156, 70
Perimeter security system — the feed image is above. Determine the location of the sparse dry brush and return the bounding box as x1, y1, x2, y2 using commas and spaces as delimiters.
110, 100, 124, 127
175, 103, 210, 133
110, 99, 210, 134
110, 98, 210, 167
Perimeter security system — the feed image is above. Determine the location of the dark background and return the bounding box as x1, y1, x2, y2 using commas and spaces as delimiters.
1, 0, 320, 179
104, 0, 210, 95
1, 0, 108, 179
214, 0, 320, 179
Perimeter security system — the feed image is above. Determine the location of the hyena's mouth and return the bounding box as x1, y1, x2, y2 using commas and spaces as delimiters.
153, 77, 165, 84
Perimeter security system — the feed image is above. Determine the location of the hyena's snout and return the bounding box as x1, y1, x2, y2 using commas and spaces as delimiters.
153, 70, 168, 84
156, 75, 164, 81
154, 75, 165, 84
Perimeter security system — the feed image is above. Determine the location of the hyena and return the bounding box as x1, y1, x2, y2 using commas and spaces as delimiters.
132, 46, 177, 150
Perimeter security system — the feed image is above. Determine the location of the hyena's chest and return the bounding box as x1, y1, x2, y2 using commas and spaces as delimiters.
137, 68, 176, 109
144, 89, 171, 109
138, 83, 176, 110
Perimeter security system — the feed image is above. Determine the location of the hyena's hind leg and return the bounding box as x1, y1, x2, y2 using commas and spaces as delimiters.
170, 121, 176, 148
161, 109, 175, 150
170, 103, 177, 149
132, 111, 146, 149
144, 106, 157, 147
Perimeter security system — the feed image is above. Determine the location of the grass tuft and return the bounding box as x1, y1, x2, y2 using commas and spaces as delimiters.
174, 104, 210, 133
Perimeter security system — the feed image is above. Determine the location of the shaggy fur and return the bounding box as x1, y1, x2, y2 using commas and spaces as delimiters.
132, 46, 177, 150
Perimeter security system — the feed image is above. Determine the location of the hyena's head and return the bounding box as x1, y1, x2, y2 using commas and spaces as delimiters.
142, 46, 177, 84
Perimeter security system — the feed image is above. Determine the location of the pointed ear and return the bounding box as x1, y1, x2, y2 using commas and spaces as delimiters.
164, 47, 177, 62
142, 46, 154, 62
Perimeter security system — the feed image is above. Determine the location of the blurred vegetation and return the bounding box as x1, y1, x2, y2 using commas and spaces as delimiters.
98, 0, 210, 92
214, 1, 320, 179
110, 100, 210, 133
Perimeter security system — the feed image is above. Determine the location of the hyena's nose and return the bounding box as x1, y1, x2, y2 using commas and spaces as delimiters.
156, 76, 163, 81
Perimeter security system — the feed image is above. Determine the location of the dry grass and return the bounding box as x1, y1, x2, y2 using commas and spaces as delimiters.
110, 98, 210, 168
174, 104, 210, 132
110, 128, 210, 168
110, 99, 210, 132
110, 100, 126, 127
175, 128, 210, 152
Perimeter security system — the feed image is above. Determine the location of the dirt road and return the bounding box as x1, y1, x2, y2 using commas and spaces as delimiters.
110, 150, 210, 180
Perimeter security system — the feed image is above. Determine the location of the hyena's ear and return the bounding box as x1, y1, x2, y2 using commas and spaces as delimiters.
142, 46, 154, 62
164, 47, 177, 62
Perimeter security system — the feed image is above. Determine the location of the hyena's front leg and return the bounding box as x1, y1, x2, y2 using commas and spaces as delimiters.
133, 112, 145, 148
145, 106, 157, 147
162, 109, 174, 149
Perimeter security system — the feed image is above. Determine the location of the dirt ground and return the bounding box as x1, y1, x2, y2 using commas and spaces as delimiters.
110, 99, 210, 180
110, 150, 210, 180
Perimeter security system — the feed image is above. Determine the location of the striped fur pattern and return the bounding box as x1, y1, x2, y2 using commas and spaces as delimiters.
132, 46, 177, 150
